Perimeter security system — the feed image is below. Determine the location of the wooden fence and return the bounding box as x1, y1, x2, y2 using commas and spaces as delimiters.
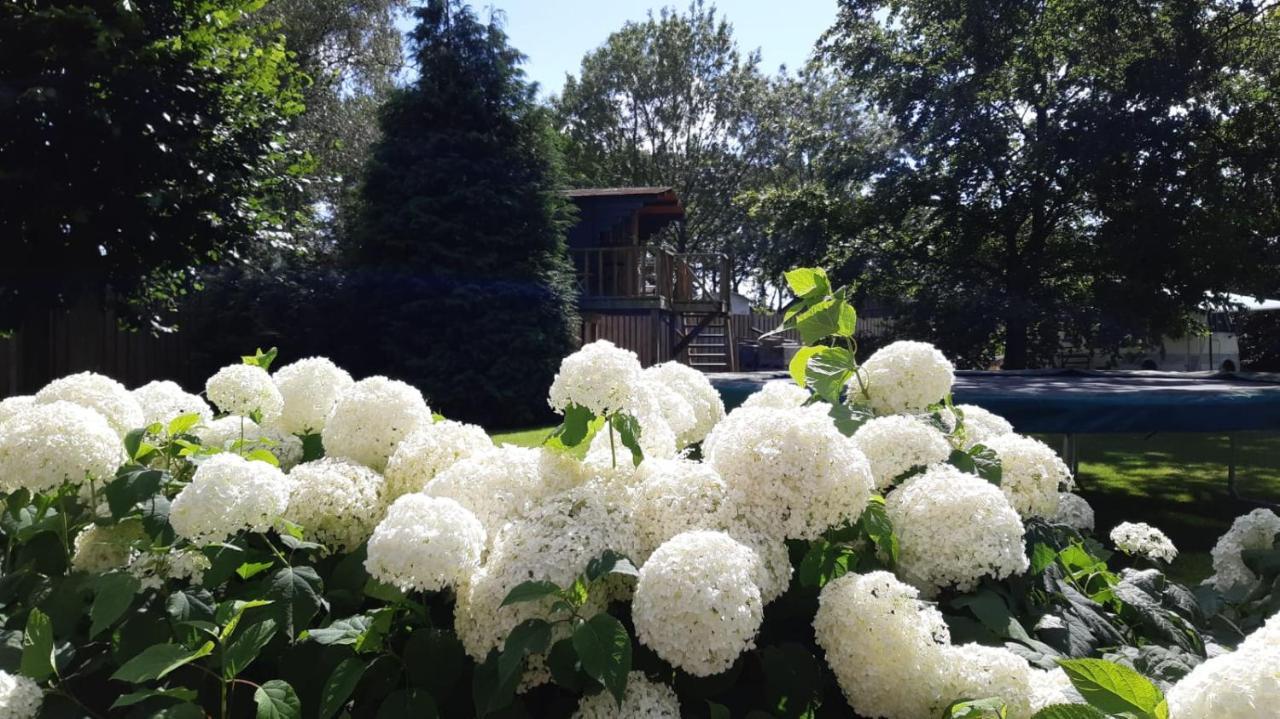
1, 295, 196, 398
731, 312, 893, 345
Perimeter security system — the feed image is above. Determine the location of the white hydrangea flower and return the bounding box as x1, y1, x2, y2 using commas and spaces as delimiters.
383, 420, 492, 500
0, 669, 43, 719
35, 371, 144, 437
284, 458, 386, 551
1167, 611, 1280, 718
633, 530, 763, 677
728, 520, 794, 604
322, 376, 432, 471
0, 401, 123, 493
851, 414, 953, 489
704, 406, 873, 540
940, 644, 1043, 719
128, 549, 211, 592
365, 494, 485, 593
131, 380, 212, 429
548, 340, 643, 417
259, 425, 304, 471
954, 404, 1014, 447
1053, 492, 1096, 532
852, 341, 955, 415
169, 453, 291, 544
640, 370, 698, 447
1110, 522, 1178, 562
271, 357, 354, 435
740, 380, 810, 410
424, 445, 549, 537
1210, 509, 1280, 592
814, 571, 953, 719
0, 396, 35, 426
983, 434, 1072, 518
71, 522, 145, 574
455, 482, 635, 686
571, 672, 680, 718
630, 458, 739, 559
205, 364, 284, 424
643, 361, 725, 445
886, 464, 1029, 594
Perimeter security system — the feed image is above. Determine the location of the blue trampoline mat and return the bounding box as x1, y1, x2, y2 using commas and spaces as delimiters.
709, 369, 1280, 435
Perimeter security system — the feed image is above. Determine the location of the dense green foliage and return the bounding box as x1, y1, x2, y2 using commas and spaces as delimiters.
750, 0, 1280, 367
0, 0, 310, 334
344, 0, 579, 428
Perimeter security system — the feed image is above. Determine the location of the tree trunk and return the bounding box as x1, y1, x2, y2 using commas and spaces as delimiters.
1003, 313, 1029, 370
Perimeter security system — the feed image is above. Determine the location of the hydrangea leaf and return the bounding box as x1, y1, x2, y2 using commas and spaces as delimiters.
783, 267, 831, 300
498, 619, 550, 687
223, 617, 279, 678
1030, 706, 1108, 719
375, 688, 439, 719
111, 641, 214, 683
572, 613, 631, 707
90, 571, 140, 639
19, 608, 54, 682
253, 678, 300, 719
1057, 658, 1169, 719
319, 657, 365, 719
501, 580, 560, 607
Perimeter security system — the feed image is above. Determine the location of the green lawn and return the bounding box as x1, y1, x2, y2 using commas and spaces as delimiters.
490, 425, 1280, 585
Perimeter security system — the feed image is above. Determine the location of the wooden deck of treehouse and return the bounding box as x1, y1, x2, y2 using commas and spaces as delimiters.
571, 246, 735, 370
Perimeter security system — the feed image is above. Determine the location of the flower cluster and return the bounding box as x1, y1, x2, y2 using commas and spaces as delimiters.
739, 379, 810, 410
886, 464, 1029, 593
365, 494, 485, 593
0, 396, 34, 426
1110, 521, 1178, 562
423, 445, 550, 536
35, 371, 144, 437
954, 403, 1013, 447
1167, 612, 1280, 718
271, 356, 354, 434
852, 414, 952, 489
0, 669, 43, 719
321, 376, 432, 471
643, 361, 725, 445
128, 549, 211, 592
71, 522, 144, 573
169, 453, 291, 544
205, 364, 284, 424
633, 531, 763, 676
131, 380, 212, 428
853, 341, 955, 415
571, 672, 680, 718
0, 401, 124, 493
983, 433, 1072, 517
629, 458, 738, 559
383, 420, 492, 499
704, 405, 873, 540
548, 339, 643, 417
1053, 492, 1096, 532
284, 458, 386, 551
1209, 508, 1280, 591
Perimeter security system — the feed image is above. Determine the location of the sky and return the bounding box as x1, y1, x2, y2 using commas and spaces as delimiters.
396, 0, 839, 98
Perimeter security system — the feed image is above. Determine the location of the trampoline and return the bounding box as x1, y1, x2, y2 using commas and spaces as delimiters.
709, 369, 1280, 506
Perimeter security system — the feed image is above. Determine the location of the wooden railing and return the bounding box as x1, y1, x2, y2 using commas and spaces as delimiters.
571, 246, 730, 307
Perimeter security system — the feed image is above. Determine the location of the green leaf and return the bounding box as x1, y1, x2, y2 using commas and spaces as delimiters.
112, 641, 215, 683
707, 701, 732, 719
969, 444, 1003, 485
472, 650, 518, 717
125, 428, 150, 462
307, 615, 373, 646
798, 539, 853, 588
268, 566, 326, 639
319, 657, 365, 719
1057, 658, 1169, 719
585, 550, 639, 582
111, 687, 199, 709
376, 688, 439, 719
20, 608, 55, 682
1030, 706, 1108, 719
828, 401, 874, 436
104, 469, 166, 519
945, 697, 1009, 718
501, 580, 561, 607
499, 619, 551, 688
242, 347, 279, 372
783, 268, 831, 300
572, 613, 631, 706
246, 448, 281, 467
610, 413, 644, 467
1031, 543, 1059, 575
788, 345, 824, 388
254, 679, 300, 719
91, 571, 140, 638
805, 345, 856, 403
553, 403, 595, 448
167, 413, 202, 437
223, 618, 278, 678
794, 299, 845, 344
236, 561, 275, 581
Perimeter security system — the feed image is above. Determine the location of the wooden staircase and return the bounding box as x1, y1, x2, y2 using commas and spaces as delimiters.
676, 311, 734, 371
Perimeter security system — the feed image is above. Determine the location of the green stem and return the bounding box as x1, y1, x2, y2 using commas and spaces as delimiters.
607, 418, 617, 469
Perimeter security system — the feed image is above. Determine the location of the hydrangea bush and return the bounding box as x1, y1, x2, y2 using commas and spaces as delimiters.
0, 266, 1276, 718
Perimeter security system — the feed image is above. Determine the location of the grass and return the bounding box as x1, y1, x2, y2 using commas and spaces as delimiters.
489, 425, 1280, 585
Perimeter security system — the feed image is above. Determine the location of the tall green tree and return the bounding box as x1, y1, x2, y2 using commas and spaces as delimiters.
0, 0, 308, 336
345, 0, 579, 427
797, 0, 1280, 368
553, 1, 770, 264
254, 0, 408, 247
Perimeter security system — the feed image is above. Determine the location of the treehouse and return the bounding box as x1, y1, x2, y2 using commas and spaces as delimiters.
564, 187, 735, 371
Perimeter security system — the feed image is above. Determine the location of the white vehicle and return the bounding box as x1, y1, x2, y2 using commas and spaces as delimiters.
1114, 294, 1280, 372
